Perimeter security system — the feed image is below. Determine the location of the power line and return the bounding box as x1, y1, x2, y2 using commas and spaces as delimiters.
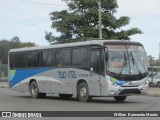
21, 0, 67, 6
0, 20, 50, 28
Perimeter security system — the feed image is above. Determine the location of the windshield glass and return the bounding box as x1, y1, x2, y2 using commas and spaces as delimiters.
106, 45, 148, 76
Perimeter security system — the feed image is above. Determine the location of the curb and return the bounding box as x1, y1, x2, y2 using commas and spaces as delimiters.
147, 94, 160, 97
0, 82, 8, 88
0, 86, 6, 88
0, 85, 8, 88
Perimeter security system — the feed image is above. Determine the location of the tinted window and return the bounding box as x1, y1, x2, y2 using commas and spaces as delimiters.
56, 49, 71, 66
42, 51, 47, 67
27, 52, 39, 67
15, 53, 27, 68
9, 53, 15, 69
47, 50, 55, 66
42, 50, 55, 67
72, 48, 88, 66
91, 50, 100, 74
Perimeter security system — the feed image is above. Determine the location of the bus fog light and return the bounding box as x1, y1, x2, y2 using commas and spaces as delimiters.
143, 81, 149, 86
108, 80, 117, 87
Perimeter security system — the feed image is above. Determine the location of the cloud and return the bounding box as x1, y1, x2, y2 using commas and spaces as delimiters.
117, 0, 160, 16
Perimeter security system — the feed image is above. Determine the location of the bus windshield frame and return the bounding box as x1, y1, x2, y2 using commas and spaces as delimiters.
105, 44, 148, 80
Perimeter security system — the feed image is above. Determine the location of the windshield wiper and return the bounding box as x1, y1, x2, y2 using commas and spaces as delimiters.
119, 52, 128, 78
130, 51, 142, 76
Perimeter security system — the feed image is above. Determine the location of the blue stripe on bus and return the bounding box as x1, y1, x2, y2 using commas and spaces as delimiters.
9, 68, 52, 88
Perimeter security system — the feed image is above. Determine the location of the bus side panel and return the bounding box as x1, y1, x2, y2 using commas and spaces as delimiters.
67, 69, 101, 96
99, 76, 109, 96
37, 69, 72, 94
40, 68, 101, 96
8, 68, 52, 92
88, 73, 101, 96
9, 68, 102, 96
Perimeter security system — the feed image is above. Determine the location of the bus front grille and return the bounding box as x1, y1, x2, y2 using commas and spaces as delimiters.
119, 89, 141, 95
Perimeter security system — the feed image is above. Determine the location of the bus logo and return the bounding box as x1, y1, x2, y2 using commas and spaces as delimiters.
57, 71, 76, 79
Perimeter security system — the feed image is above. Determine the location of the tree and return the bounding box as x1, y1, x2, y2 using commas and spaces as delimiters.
0, 36, 35, 64
45, 0, 142, 44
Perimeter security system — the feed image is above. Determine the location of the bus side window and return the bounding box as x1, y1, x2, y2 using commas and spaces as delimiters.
9, 53, 15, 69
56, 49, 71, 67
91, 50, 100, 74
72, 48, 88, 66
27, 52, 39, 68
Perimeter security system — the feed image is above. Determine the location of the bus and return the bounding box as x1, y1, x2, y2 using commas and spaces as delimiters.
8, 40, 149, 102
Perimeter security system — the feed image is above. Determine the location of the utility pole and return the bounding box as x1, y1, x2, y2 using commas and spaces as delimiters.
151, 57, 154, 85
149, 56, 154, 85
97, 0, 102, 39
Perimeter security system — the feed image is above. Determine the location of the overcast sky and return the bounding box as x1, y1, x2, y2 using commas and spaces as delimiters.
0, 0, 160, 59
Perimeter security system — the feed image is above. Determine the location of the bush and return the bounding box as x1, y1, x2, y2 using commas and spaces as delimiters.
0, 64, 7, 77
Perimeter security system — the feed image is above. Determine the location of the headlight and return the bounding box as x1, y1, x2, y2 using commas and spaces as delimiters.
108, 80, 117, 87
143, 80, 149, 86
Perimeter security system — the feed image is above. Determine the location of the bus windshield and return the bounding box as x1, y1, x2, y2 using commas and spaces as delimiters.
106, 45, 148, 77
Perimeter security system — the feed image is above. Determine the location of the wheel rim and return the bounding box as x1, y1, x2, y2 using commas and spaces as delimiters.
31, 84, 37, 96
80, 87, 87, 98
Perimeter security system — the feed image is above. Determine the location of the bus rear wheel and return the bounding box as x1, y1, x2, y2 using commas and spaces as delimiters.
77, 82, 92, 102
29, 81, 46, 99
114, 96, 127, 102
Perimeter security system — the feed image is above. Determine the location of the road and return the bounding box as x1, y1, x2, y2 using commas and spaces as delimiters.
0, 88, 160, 120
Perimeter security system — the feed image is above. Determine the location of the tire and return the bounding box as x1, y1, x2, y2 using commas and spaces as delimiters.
156, 82, 160, 87
29, 81, 46, 99
114, 96, 127, 102
77, 82, 92, 102
59, 94, 73, 98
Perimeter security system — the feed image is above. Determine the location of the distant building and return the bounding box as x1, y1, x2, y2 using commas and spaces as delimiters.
148, 66, 160, 74
148, 59, 160, 66
148, 56, 160, 76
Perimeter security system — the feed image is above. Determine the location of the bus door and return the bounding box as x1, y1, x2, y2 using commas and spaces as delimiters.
90, 48, 105, 96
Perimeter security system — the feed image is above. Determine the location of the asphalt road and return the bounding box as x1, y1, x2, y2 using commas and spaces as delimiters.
0, 88, 160, 120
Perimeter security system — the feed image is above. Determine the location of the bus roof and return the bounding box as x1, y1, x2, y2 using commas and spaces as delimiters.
9, 40, 143, 53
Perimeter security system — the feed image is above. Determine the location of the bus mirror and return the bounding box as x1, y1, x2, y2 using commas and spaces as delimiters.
90, 67, 93, 72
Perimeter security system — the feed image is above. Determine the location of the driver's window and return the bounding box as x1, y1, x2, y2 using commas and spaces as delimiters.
91, 50, 100, 74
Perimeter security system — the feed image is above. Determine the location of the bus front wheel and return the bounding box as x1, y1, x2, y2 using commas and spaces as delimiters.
29, 81, 46, 99
77, 82, 92, 102
114, 96, 127, 102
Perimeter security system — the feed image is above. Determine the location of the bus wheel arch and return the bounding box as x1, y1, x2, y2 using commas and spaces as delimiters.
29, 79, 37, 87
29, 79, 46, 99
76, 79, 92, 102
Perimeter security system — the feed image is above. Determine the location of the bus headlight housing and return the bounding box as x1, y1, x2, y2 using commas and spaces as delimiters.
108, 80, 117, 87
142, 80, 149, 86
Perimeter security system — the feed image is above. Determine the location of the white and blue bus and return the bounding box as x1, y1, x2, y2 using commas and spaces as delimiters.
8, 40, 149, 102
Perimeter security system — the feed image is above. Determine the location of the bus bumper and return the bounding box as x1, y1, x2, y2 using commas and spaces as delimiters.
104, 81, 149, 96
